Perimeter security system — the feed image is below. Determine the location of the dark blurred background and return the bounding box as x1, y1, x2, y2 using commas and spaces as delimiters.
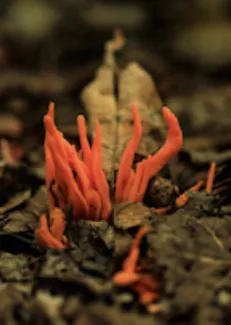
1, 0, 231, 144
2, 0, 231, 72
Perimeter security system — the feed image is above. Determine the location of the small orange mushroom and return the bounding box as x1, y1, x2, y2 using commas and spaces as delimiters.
115, 105, 183, 203
113, 227, 159, 305
206, 162, 216, 193
36, 102, 112, 249
43, 102, 112, 222
35, 208, 67, 249
153, 162, 216, 214
36, 102, 184, 250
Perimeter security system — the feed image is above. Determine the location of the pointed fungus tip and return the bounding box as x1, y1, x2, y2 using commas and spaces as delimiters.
162, 105, 183, 147
162, 106, 174, 120
77, 115, 85, 123
77, 115, 87, 133
131, 104, 142, 139
48, 102, 55, 119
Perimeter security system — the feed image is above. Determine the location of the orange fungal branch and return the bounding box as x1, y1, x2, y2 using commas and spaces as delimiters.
36, 102, 183, 249
35, 102, 112, 249
115, 105, 183, 203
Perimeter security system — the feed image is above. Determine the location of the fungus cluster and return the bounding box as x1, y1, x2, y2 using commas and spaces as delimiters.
113, 227, 159, 305
35, 102, 183, 248
116, 105, 183, 203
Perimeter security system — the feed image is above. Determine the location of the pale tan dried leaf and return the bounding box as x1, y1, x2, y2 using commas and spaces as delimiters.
115, 62, 165, 166
81, 33, 167, 180
81, 33, 122, 176
114, 202, 152, 229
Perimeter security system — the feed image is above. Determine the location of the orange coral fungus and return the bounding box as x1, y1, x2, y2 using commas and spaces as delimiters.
152, 181, 204, 214
153, 162, 216, 215
206, 162, 216, 193
174, 162, 216, 209
175, 180, 204, 208
35, 208, 67, 249
113, 227, 159, 305
43, 102, 112, 222
36, 102, 183, 249
115, 105, 183, 203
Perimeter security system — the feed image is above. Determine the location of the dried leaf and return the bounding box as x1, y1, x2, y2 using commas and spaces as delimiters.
0, 190, 31, 215
81, 32, 166, 179
114, 203, 152, 230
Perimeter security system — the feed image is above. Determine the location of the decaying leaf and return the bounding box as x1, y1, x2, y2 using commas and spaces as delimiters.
114, 202, 152, 230
1, 186, 48, 233
0, 190, 31, 215
81, 32, 166, 178
81, 32, 121, 177
117, 62, 164, 165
